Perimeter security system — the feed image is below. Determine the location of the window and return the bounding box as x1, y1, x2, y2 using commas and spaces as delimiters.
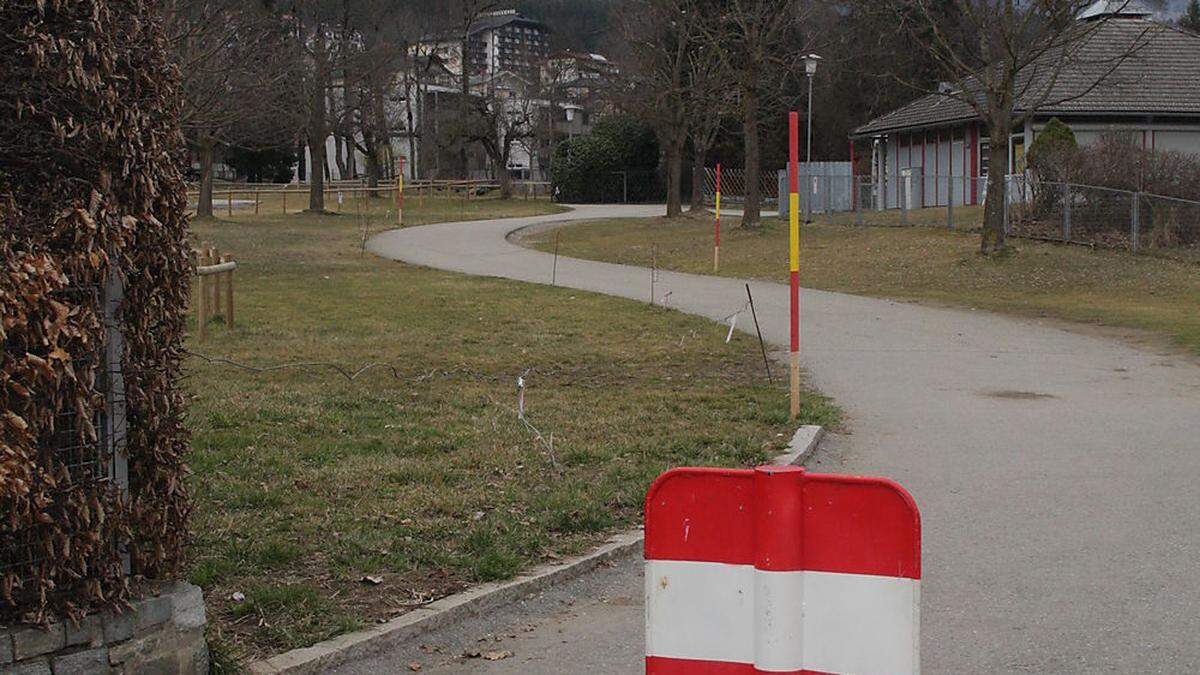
979, 139, 990, 177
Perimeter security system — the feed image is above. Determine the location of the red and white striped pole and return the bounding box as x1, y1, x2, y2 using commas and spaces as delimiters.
788, 112, 801, 418
397, 156, 406, 226
714, 163, 722, 273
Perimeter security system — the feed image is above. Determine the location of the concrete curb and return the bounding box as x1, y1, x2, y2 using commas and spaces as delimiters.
249, 427, 824, 674
777, 424, 825, 467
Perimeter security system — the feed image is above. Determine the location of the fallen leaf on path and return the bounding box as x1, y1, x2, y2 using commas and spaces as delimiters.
408, 662, 422, 671
483, 650, 513, 661
361, 575, 384, 585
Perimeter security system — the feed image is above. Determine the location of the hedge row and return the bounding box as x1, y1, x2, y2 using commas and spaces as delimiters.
1, 0, 192, 623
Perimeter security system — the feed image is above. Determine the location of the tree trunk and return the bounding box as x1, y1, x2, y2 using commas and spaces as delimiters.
742, 88, 762, 227
499, 165, 513, 199
307, 33, 328, 213
459, 36, 471, 179
197, 135, 215, 219
981, 122, 1011, 254
365, 149, 382, 190
406, 77, 419, 179
297, 139, 307, 182
665, 137, 684, 218
689, 145, 707, 212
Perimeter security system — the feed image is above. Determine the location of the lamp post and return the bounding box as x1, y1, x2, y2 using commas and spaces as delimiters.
802, 54, 821, 223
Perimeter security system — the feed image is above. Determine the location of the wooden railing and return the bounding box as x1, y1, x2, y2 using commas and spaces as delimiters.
193, 243, 236, 341
186, 180, 551, 215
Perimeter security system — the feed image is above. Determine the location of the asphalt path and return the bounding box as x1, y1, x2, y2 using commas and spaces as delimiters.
348, 204, 1200, 673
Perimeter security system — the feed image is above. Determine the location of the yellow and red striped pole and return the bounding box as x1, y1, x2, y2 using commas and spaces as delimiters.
788, 112, 801, 418
714, 163, 722, 272
397, 157, 405, 226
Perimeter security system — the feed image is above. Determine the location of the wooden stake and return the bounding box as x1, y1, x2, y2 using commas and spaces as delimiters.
222, 255, 234, 328
282, 190, 287, 214
209, 247, 220, 318
196, 248, 209, 342
227, 191, 233, 217
255, 190, 260, 215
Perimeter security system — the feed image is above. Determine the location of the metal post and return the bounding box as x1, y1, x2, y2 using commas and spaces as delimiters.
805, 73, 814, 225
1062, 182, 1071, 241
1131, 191, 1140, 253
899, 179, 908, 226
102, 263, 130, 574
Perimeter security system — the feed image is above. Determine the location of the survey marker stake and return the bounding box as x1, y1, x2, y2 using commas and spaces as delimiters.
746, 284, 772, 383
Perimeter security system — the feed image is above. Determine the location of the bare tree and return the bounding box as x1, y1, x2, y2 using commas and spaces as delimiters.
447, 0, 501, 178
621, 0, 695, 217
463, 75, 540, 199
332, 0, 408, 191
166, 0, 301, 217
687, 42, 732, 212
701, 0, 809, 227
867, 0, 1150, 253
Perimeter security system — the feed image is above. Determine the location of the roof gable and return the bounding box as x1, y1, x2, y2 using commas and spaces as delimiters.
853, 18, 1200, 137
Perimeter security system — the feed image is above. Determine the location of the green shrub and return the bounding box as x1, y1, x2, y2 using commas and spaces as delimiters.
551, 115, 662, 202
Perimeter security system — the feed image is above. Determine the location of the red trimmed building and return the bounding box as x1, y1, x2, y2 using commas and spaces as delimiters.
849, 0, 1200, 209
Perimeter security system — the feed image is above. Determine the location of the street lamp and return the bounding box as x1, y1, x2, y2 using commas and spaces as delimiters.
802, 54, 821, 223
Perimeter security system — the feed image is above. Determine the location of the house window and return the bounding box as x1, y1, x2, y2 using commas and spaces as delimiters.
979, 139, 990, 177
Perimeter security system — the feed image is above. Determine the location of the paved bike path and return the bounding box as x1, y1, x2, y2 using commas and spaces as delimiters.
362, 204, 1200, 673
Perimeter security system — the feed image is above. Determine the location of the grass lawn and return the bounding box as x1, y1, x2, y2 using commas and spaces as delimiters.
186, 196, 836, 665
522, 211, 1200, 355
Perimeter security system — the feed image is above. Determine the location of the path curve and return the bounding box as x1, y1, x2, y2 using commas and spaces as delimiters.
367, 204, 1200, 673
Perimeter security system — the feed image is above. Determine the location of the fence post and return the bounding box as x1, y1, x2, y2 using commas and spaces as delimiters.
282, 190, 287, 214
196, 248, 208, 342
1131, 191, 1140, 253
222, 255, 234, 328
102, 261, 131, 573
623, 171, 629, 204
1062, 182, 1071, 241
209, 247, 220, 318
255, 190, 260, 215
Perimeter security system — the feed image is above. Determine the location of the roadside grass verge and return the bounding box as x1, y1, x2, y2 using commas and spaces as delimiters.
522, 213, 1200, 354
186, 198, 836, 662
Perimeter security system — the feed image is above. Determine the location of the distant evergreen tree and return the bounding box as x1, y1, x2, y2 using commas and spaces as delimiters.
1182, 0, 1200, 34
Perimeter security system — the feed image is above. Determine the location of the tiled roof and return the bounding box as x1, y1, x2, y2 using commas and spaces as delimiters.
852, 18, 1200, 137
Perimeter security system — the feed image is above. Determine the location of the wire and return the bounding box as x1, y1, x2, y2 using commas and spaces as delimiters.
184, 349, 403, 382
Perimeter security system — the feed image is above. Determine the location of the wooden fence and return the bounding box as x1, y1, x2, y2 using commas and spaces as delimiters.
187, 179, 551, 215
193, 243, 236, 341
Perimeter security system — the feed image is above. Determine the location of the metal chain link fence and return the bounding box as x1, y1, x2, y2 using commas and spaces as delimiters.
707, 168, 1200, 259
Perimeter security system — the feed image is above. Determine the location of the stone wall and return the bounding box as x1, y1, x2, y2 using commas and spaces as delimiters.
0, 582, 207, 675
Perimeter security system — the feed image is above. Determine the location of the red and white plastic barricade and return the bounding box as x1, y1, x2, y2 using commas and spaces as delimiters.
645, 466, 921, 674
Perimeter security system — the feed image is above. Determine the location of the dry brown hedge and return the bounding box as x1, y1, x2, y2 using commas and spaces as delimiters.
2, 0, 192, 623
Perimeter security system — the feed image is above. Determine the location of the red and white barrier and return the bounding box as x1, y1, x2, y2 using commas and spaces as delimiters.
645, 466, 921, 674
